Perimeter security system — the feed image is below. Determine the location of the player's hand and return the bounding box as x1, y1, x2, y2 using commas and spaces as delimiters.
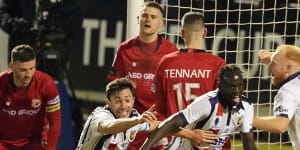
258, 50, 273, 65
190, 129, 217, 146
138, 105, 157, 124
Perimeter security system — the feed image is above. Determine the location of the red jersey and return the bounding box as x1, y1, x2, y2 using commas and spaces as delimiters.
153, 48, 226, 120
0, 70, 61, 149
107, 36, 177, 113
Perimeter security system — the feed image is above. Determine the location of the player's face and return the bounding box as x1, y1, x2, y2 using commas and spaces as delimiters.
269, 50, 286, 87
219, 71, 243, 107
10, 59, 36, 88
107, 88, 135, 118
138, 6, 163, 37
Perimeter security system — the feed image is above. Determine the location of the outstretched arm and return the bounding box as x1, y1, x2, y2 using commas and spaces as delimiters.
253, 116, 290, 133
140, 114, 185, 150
98, 105, 157, 134
241, 132, 257, 150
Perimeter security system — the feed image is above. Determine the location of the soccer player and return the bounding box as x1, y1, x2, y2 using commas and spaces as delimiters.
76, 77, 217, 150
107, 1, 177, 149
140, 65, 258, 150
152, 11, 226, 149
0, 45, 61, 150
253, 45, 300, 149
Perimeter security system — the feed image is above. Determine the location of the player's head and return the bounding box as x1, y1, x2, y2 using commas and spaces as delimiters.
180, 11, 207, 42
138, 1, 164, 37
269, 45, 300, 87
9, 45, 36, 88
105, 77, 136, 118
218, 65, 243, 107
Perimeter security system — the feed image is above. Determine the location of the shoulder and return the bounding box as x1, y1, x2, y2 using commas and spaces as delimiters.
279, 77, 300, 97
203, 52, 226, 64
195, 90, 218, 106
118, 36, 138, 52
240, 95, 253, 105
34, 70, 55, 82
160, 36, 177, 51
0, 70, 10, 80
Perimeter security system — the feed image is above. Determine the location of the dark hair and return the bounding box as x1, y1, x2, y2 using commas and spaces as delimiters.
144, 1, 164, 16
181, 11, 205, 27
218, 65, 243, 81
106, 77, 136, 100
11, 45, 36, 63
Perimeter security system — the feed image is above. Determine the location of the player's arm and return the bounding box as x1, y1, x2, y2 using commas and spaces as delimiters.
147, 121, 217, 144
140, 114, 185, 150
44, 79, 61, 150
46, 103, 61, 150
98, 105, 157, 134
253, 116, 290, 133
241, 132, 257, 150
258, 50, 273, 64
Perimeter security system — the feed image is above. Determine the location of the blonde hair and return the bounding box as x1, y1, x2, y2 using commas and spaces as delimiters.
278, 45, 300, 66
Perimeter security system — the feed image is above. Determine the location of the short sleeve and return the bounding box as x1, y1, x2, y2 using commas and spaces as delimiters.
274, 88, 296, 120
90, 111, 114, 135
179, 97, 212, 126
239, 102, 254, 133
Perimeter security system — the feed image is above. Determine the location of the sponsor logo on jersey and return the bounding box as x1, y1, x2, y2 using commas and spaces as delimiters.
47, 96, 60, 105
275, 105, 288, 113
127, 72, 155, 80
46, 103, 60, 112
2, 107, 41, 116
31, 99, 42, 108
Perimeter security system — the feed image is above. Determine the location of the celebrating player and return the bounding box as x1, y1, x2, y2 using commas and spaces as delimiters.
0, 45, 61, 150
77, 77, 217, 150
140, 65, 258, 150
152, 11, 226, 149
254, 45, 300, 149
107, 1, 177, 149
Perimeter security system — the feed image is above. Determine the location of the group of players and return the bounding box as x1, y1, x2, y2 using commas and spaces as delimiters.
0, 1, 299, 150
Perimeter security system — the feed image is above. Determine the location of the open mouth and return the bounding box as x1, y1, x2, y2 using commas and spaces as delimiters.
232, 96, 240, 103
144, 24, 151, 28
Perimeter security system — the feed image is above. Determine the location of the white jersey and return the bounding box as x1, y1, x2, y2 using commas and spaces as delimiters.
178, 89, 254, 150
273, 71, 300, 150
76, 106, 149, 150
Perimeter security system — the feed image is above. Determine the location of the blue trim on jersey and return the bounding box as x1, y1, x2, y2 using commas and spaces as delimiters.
279, 70, 300, 88
194, 96, 218, 129
278, 113, 289, 118
143, 123, 149, 131
179, 112, 189, 127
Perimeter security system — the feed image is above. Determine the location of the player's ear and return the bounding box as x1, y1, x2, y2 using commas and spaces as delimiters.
203, 28, 207, 38
137, 16, 140, 24
181, 29, 185, 39
9, 62, 14, 70
106, 99, 112, 107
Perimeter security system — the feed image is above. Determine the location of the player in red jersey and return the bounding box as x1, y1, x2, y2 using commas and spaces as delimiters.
152, 12, 226, 149
107, 2, 177, 149
0, 45, 61, 150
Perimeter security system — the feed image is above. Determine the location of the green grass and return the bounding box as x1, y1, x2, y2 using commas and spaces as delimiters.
232, 139, 293, 150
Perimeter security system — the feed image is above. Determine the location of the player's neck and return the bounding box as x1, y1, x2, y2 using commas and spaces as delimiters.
139, 34, 158, 43
185, 42, 203, 49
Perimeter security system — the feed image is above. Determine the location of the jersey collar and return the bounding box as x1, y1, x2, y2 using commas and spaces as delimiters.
279, 70, 300, 88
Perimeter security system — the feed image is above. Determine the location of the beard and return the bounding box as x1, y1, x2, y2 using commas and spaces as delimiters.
272, 75, 285, 87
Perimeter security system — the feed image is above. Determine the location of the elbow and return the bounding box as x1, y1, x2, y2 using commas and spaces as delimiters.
276, 126, 287, 133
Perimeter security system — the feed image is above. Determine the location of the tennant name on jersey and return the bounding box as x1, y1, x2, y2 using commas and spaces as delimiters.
164, 69, 212, 79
